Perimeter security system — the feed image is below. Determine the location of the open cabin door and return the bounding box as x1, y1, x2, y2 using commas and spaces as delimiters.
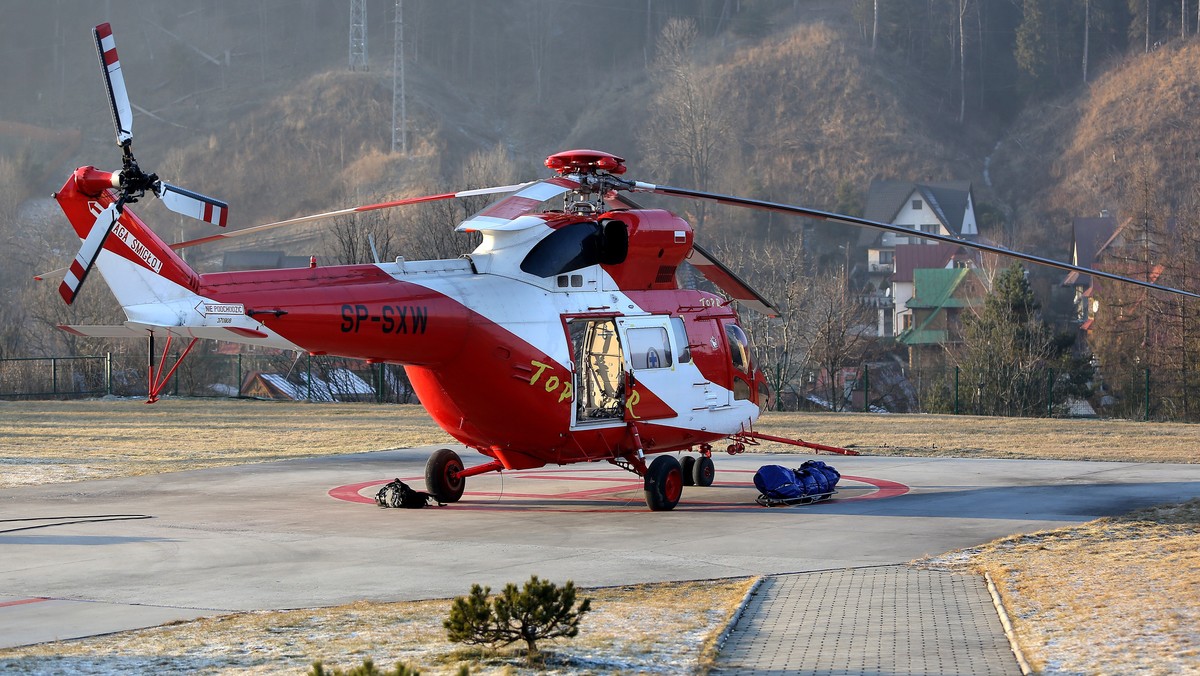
616, 315, 681, 422
569, 317, 626, 427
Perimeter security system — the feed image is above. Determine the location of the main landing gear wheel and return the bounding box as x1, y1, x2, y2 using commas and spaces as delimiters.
680, 456, 696, 486
644, 455, 683, 511
425, 448, 465, 503
693, 455, 715, 487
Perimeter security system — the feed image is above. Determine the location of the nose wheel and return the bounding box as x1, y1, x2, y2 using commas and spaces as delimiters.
680, 455, 715, 487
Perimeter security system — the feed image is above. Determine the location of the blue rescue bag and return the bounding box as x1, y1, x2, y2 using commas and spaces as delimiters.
753, 464, 807, 500
754, 461, 842, 506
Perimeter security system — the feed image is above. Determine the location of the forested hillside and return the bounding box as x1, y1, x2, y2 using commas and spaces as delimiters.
2, 0, 1200, 363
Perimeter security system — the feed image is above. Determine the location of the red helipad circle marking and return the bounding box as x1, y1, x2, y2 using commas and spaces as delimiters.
328, 468, 909, 511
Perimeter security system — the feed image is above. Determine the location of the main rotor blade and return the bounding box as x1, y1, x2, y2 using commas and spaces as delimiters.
634, 182, 1200, 300
94, 23, 133, 147
167, 182, 534, 251
59, 203, 120, 305
689, 242, 780, 317
455, 177, 580, 232
155, 182, 229, 227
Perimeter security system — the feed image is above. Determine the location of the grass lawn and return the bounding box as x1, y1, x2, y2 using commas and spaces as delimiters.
2, 398, 1198, 673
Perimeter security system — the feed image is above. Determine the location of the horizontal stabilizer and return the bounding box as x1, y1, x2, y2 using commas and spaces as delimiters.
59, 324, 147, 338
59, 322, 271, 342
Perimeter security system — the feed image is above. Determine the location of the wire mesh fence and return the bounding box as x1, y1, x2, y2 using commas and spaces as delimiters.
0, 352, 417, 404
0, 352, 1192, 422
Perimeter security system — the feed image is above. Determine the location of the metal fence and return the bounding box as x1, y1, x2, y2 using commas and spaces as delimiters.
0, 353, 1190, 422
0, 352, 416, 404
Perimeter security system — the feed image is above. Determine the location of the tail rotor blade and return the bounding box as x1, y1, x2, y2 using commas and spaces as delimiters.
156, 182, 229, 227
60, 203, 120, 305
94, 23, 133, 147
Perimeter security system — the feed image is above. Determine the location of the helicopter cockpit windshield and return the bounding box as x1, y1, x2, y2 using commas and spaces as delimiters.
519, 220, 628, 278
725, 322, 754, 401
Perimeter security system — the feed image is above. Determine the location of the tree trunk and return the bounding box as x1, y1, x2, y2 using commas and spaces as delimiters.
872, 0, 879, 52
1146, 0, 1152, 52
1083, 0, 1090, 83
958, 0, 967, 124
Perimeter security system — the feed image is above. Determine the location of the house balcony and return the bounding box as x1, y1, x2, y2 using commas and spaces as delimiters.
869, 262, 894, 274
859, 294, 894, 309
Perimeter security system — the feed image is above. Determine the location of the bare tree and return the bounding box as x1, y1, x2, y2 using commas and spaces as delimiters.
873, 0, 880, 52
710, 235, 814, 409
639, 18, 731, 229
958, 0, 969, 124
799, 268, 874, 412
1083, 0, 1091, 83
324, 205, 397, 265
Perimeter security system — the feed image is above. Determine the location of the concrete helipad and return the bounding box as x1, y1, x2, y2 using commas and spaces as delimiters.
2, 448, 1200, 650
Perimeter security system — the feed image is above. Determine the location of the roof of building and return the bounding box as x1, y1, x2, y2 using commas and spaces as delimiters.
1064, 216, 1118, 288
905, 268, 980, 309
860, 180, 973, 247
892, 243, 977, 283
899, 268, 986, 346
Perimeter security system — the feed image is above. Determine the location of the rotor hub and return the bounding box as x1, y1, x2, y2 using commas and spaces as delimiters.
545, 149, 627, 176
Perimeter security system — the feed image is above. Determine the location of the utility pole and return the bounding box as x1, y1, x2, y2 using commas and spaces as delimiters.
350, 0, 368, 71
392, 0, 407, 154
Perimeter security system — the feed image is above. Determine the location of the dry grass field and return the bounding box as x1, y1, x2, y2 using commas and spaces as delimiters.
3, 397, 1199, 673
0, 578, 754, 675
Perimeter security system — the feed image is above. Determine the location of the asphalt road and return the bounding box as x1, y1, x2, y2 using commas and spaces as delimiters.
3, 447, 1200, 647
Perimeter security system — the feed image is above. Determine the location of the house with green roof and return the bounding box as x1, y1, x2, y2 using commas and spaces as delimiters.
898, 267, 987, 368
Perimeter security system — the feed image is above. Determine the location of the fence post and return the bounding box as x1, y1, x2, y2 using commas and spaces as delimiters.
307, 353, 313, 401
954, 366, 960, 415
1047, 368, 1054, 417
51, 357, 58, 396
236, 353, 243, 398
862, 365, 869, 412
1145, 367, 1151, 422
105, 353, 113, 396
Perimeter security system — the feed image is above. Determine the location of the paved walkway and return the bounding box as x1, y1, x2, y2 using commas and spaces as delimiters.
713, 566, 1021, 675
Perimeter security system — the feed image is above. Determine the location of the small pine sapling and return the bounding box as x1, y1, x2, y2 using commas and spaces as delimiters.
444, 575, 592, 660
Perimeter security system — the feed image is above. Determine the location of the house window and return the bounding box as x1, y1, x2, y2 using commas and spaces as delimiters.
878, 250, 894, 264
912, 199, 923, 210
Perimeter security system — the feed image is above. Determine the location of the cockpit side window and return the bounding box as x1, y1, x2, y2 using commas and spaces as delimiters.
725, 323, 752, 373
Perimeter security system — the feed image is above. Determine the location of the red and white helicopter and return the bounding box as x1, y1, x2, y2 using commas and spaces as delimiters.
51, 24, 1197, 510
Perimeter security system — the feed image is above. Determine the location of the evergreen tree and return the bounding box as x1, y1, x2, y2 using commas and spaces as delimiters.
445, 576, 592, 661
954, 264, 1090, 416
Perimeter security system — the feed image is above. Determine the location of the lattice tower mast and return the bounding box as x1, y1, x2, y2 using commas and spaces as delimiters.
392, 0, 407, 153
349, 0, 368, 71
